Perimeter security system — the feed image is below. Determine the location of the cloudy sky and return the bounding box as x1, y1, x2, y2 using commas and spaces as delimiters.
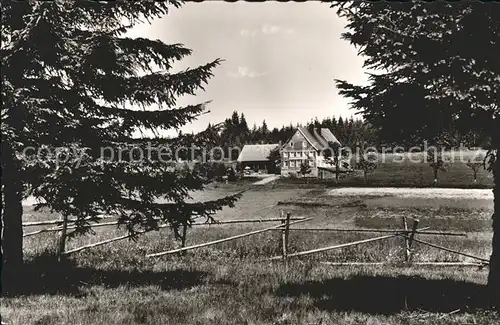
127, 1, 369, 134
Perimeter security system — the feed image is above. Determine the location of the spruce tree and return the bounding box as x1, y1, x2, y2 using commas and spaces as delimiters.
337, 116, 345, 144
230, 111, 240, 128
250, 123, 258, 144
1, 1, 241, 289
239, 113, 249, 143
331, 116, 338, 132
333, 1, 499, 307
261, 120, 269, 143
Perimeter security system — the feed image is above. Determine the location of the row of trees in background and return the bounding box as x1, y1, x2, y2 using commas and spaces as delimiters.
214, 111, 377, 159
212, 110, 488, 160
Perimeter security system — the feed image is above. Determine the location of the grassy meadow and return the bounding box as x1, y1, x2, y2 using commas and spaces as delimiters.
2, 180, 498, 325
310, 150, 494, 188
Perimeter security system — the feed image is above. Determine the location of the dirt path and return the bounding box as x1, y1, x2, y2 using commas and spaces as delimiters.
327, 187, 493, 210
328, 187, 493, 200
252, 175, 280, 185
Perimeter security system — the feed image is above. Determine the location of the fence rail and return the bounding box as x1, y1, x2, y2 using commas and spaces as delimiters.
22, 215, 114, 227
321, 262, 488, 267
268, 228, 466, 237
146, 217, 312, 258
23, 217, 309, 238
24, 208, 488, 267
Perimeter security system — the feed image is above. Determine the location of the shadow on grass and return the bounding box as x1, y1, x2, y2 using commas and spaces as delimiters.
277, 275, 489, 314
2, 252, 215, 297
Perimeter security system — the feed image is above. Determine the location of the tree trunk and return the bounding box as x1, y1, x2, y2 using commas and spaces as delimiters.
488, 149, 500, 308
1, 141, 24, 292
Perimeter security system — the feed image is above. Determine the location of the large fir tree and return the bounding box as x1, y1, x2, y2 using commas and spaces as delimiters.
1, 1, 241, 289
333, 1, 499, 307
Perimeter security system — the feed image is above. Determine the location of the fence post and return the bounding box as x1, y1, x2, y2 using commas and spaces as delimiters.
281, 210, 286, 258
180, 223, 188, 256
282, 212, 291, 263
407, 219, 419, 264
402, 216, 410, 262
57, 214, 69, 261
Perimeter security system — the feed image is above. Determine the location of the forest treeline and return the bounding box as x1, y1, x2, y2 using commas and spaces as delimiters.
201, 111, 487, 160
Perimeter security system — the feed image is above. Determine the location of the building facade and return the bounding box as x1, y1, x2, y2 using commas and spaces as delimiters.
237, 143, 280, 173
280, 127, 341, 177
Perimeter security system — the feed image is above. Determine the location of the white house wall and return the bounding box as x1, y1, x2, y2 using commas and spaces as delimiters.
280, 129, 343, 177
281, 130, 318, 177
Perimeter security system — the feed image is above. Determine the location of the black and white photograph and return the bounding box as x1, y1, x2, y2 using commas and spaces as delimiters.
1, 0, 499, 324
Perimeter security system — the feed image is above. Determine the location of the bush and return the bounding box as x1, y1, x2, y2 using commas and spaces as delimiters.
299, 162, 311, 177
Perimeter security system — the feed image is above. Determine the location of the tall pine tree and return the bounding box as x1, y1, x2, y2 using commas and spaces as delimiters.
1, 1, 241, 289
239, 113, 249, 143
333, 1, 499, 307
260, 119, 269, 143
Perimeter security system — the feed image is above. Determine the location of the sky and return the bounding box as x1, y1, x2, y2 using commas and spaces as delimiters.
126, 1, 369, 135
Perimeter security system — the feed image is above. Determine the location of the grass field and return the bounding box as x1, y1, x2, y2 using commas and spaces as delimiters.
2, 181, 498, 325
301, 150, 494, 188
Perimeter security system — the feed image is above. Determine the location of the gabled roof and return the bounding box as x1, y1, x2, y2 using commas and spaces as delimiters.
288, 127, 341, 150
237, 144, 280, 162
318, 128, 341, 146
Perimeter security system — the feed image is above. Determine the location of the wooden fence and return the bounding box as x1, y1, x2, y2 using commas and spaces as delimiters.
23, 211, 489, 267
265, 215, 488, 266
